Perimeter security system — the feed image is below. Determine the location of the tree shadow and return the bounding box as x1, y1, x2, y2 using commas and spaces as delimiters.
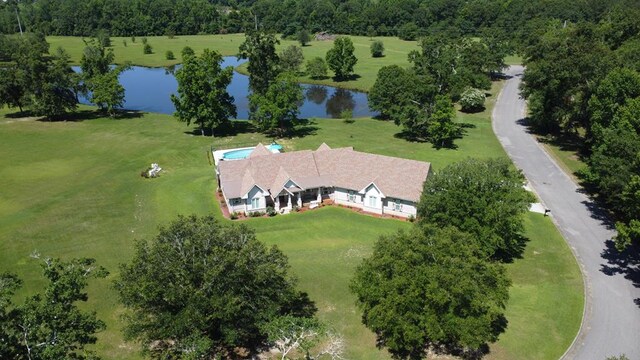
286, 118, 319, 138
493, 234, 530, 263
600, 240, 640, 306
37, 109, 143, 122
332, 74, 361, 82
183, 120, 258, 137
579, 197, 616, 230
5, 110, 36, 119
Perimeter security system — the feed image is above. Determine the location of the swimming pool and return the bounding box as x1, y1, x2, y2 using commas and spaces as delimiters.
222, 144, 283, 160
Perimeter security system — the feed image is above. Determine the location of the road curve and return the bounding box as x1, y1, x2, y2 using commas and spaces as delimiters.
492, 65, 640, 360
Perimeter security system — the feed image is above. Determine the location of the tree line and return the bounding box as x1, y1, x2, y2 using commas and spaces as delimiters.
518, 3, 640, 250
1, 0, 634, 44
0, 33, 128, 119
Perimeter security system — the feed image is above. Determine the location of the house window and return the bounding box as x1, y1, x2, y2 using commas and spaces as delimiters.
348, 191, 356, 202
368, 196, 376, 207
394, 200, 403, 211
230, 198, 240, 205
251, 197, 260, 209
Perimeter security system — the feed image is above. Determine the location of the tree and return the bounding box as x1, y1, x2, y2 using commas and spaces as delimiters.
425, 95, 459, 148
114, 215, 316, 358
326, 36, 357, 80
279, 45, 304, 74
238, 31, 281, 95
29, 48, 78, 119
165, 50, 175, 60
306, 57, 328, 79
80, 38, 114, 80
297, 29, 311, 46
171, 49, 236, 135
0, 66, 27, 112
459, 88, 486, 112
143, 43, 153, 54
351, 225, 510, 358
88, 65, 129, 117
0, 258, 108, 360
368, 65, 417, 118
418, 158, 534, 261
249, 73, 303, 136
370, 40, 384, 58
398, 22, 419, 41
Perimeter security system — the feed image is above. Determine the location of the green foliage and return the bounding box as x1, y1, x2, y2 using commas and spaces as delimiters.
305, 56, 328, 79
165, 50, 175, 60
80, 38, 115, 79
181, 46, 195, 59
297, 29, 311, 46
521, 23, 613, 133
0, 66, 27, 112
459, 88, 486, 113
28, 48, 78, 119
141, 37, 148, 45
0, 258, 108, 360
143, 43, 152, 54
95, 29, 111, 47
368, 65, 419, 118
326, 36, 358, 80
418, 158, 535, 261
88, 66, 129, 117
370, 40, 384, 58
238, 31, 281, 95
398, 22, 420, 41
351, 225, 510, 358
114, 215, 316, 356
170, 48, 236, 135
249, 73, 303, 136
279, 45, 304, 74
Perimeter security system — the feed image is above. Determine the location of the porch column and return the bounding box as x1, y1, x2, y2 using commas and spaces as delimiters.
244, 200, 247, 214
275, 196, 280, 211
317, 188, 322, 202
296, 193, 302, 207
287, 194, 292, 208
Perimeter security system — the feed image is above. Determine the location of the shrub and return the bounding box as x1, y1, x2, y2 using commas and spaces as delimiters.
249, 211, 264, 217
141, 37, 148, 45
165, 50, 175, 60
306, 57, 328, 79
407, 214, 415, 222
230, 212, 239, 220
123, 39, 127, 47
370, 40, 384, 58
166, 29, 176, 39
266, 206, 277, 217
131, 36, 136, 43
292, 205, 300, 212
459, 88, 486, 113
143, 43, 153, 54
341, 109, 354, 124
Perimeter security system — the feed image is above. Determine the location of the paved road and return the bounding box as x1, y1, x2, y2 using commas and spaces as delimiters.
492, 65, 640, 360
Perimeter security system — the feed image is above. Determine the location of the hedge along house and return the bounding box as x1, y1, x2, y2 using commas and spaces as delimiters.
216, 143, 431, 218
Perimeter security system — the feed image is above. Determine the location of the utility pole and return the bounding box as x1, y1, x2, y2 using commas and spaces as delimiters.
15, 7, 23, 36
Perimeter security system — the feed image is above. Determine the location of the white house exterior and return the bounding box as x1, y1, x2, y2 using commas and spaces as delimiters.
216, 143, 431, 218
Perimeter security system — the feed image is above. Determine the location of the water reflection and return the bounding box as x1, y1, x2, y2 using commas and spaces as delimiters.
326, 89, 356, 118
74, 57, 376, 119
305, 86, 328, 105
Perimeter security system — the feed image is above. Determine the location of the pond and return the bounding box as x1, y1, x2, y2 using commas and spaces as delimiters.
74, 57, 376, 119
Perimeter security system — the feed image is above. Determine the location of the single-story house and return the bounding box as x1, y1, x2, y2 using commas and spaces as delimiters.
215, 143, 431, 218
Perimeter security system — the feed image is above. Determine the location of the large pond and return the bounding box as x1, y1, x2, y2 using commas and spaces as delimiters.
75, 57, 376, 119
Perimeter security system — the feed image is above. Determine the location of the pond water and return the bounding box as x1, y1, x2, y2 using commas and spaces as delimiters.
74, 57, 376, 119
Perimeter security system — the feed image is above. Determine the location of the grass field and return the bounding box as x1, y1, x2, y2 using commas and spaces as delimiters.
1, 98, 582, 359
48, 34, 416, 92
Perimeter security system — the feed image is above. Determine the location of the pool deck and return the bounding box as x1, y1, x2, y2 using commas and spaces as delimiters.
213, 145, 281, 166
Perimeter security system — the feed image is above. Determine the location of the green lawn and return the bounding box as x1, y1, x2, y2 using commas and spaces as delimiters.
0, 97, 582, 359
48, 34, 416, 92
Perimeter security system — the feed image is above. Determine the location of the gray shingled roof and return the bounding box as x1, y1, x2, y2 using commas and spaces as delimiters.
217, 144, 431, 202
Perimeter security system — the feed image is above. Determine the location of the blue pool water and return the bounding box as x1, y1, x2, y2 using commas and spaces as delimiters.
223, 144, 283, 160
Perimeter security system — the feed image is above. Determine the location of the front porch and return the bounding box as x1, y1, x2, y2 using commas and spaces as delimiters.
271, 187, 326, 213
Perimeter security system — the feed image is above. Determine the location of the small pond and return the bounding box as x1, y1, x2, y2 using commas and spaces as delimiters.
74, 57, 376, 119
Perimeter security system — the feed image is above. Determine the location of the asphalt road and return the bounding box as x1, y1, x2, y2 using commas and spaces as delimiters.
492, 65, 640, 360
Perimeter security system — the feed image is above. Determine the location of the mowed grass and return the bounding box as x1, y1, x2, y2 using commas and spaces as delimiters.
1, 100, 582, 359
47, 34, 416, 92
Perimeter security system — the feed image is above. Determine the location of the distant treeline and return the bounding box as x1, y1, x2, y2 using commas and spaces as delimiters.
0, 0, 635, 42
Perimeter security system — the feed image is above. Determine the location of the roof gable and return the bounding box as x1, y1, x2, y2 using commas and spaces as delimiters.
249, 143, 272, 158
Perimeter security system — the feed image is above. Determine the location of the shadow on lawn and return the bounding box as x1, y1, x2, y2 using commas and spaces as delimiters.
36, 109, 144, 122
601, 241, 640, 307
393, 122, 476, 150
185, 118, 319, 139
